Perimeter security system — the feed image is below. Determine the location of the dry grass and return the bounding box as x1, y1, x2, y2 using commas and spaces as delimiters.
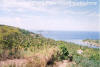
0, 46, 59, 67
26, 46, 59, 67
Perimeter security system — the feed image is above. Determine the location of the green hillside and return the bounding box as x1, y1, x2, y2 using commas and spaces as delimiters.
0, 25, 100, 67
0, 25, 57, 59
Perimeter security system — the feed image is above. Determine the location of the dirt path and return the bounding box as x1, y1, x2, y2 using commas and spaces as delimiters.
0, 59, 75, 67
53, 60, 75, 67
0, 59, 28, 67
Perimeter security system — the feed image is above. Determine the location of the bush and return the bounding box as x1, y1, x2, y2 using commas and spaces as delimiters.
58, 44, 69, 60
89, 53, 100, 60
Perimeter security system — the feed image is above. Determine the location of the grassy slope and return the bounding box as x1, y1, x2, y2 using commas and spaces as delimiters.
0, 25, 100, 67
56, 41, 100, 67
0, 25, 59, 67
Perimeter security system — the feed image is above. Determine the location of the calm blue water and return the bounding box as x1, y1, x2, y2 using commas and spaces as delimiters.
37, 31, 100, 40
33, 31, 100, 48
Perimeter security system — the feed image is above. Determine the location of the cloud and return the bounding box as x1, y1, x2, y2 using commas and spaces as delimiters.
2, 0, 31, 8
0, 17, 22, 27
0, 0, 98, 15
31, 0, 97, 7
87, 12, 100, 17
0, 0, 56, 15
0, 0, 99, 31
0, 15, 99, 31
63, 10, 90, 15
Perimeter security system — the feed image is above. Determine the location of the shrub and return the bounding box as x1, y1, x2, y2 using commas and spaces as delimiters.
89, 53, 100, 60
58, 44, 69, 60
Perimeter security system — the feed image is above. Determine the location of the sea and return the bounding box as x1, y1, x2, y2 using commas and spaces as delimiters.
33, 31, 100, 48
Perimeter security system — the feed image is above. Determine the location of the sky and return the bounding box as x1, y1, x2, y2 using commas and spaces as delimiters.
0, 0, 100, 31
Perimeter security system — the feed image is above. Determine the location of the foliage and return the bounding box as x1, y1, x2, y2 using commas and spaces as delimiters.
89, 53, 100, 60
56, 41, 100, 67
58, 44, 69, 60
0, 25, 57, 60
0, 25, 100, 67
73, 55, 100, 67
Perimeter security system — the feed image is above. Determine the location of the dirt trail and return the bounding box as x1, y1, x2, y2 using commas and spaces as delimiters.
0, 59, 28, 67
53, 60, 75, 67
0, 59, 75, 67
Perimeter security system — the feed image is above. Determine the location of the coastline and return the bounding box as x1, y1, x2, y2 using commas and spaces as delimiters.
83, 39, 100, 47
66, 40, 100, 49
34, 31, 100, 48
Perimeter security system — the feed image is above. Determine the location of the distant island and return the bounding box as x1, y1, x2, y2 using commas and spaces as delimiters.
0, 25, 100, 67
83, 39, 100, 47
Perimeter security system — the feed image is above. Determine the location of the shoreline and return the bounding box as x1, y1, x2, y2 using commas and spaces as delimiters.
83, 40, 100, 47
65, 39, 100, 49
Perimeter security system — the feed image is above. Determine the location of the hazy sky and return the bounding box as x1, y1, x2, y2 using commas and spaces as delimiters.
0, 0, 100, 31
